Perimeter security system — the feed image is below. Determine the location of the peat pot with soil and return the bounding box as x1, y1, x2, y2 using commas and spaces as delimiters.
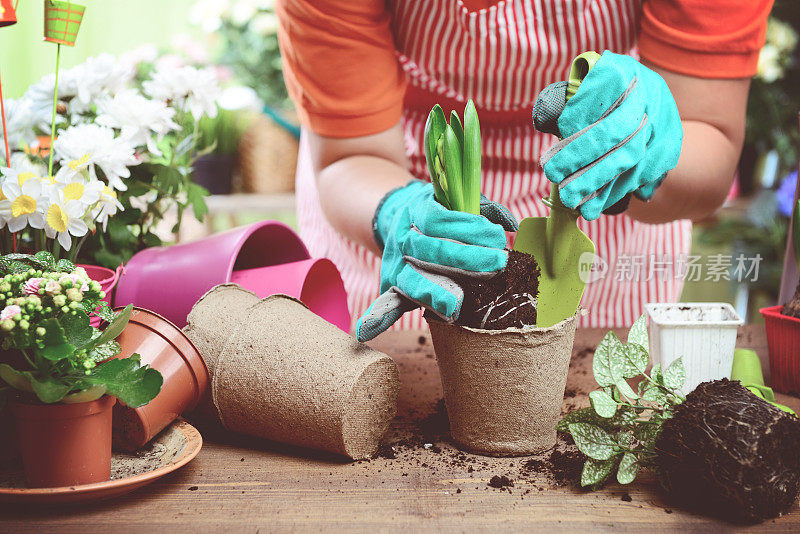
0, 256, 162, 488
422, 102, 580, 456
559, 314, 800, 524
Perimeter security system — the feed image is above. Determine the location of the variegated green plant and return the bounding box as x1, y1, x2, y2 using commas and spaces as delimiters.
423, 100, 482, 215
558, 314, 686, 488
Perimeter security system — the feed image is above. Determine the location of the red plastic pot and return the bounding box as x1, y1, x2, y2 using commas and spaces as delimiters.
113, 307, 209, 451
79, 264, 122, 327
114, 221, 311, 328
761, 305, 800, 395
11, 395, 115, 488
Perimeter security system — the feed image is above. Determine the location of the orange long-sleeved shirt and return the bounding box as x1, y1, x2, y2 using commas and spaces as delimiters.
277, 0, 773, 138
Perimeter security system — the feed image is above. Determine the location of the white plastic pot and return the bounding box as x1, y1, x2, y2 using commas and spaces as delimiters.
645, 303, 743, 394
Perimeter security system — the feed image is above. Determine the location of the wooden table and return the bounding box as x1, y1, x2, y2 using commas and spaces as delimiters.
2, 326, 799, 532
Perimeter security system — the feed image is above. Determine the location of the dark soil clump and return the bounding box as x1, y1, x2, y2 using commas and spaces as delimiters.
655, 379, 800, 523
458, 250, 540, 330
488, 475, 514, 488
522, 445, 583, 487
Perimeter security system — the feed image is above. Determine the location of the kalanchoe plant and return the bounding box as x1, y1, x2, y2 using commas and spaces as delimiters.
558, 314, 686, 488
0, 257, 162, 408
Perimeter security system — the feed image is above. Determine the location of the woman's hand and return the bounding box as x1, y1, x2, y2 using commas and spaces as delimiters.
355, 182, 517, 342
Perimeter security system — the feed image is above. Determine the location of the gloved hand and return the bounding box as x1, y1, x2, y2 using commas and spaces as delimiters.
534, 51, 683, 220
355, 181, 517, 342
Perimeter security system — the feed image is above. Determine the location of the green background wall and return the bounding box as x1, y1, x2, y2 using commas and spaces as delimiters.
1, 0, 201, 98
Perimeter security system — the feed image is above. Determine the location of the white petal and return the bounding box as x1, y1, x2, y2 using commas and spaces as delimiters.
58, 231, 72, 251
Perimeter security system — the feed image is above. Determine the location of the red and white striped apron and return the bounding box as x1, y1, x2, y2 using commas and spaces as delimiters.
296, 0, 692, 331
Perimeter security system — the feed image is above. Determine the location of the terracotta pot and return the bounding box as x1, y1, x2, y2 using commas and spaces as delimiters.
114, 221, 310, 327
760, 305, 800, 395
427, 315, 577, 456
113, 307, 209, 451
0, 407, 18, 468
11, 395, 115, 488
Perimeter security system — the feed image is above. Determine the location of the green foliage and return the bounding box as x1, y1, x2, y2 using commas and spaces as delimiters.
423, 100, 482, 215
559, 314, 686, 488
0, 266, 161, 407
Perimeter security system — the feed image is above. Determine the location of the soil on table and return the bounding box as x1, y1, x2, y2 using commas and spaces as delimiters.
457, 250, 540, 330
782, 282, 800, 319
655, 379, 800, 523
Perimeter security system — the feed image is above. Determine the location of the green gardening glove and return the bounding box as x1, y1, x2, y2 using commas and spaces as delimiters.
356, 181, 517, 342
535, 51, 683, 220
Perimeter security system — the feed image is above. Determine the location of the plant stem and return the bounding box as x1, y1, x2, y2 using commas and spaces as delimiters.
48, 44, 62, 177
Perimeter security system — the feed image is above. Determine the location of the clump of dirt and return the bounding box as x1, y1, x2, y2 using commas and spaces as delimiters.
458, 250, 539, 330
521, 444, 584, 487
782, 282, 800, 318
488, 475, 514, 489
655, 379, 800, 523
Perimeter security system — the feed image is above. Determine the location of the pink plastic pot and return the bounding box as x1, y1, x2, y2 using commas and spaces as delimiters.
114, 222, 316, 328
230, 258, 350, 331
79, 264, 122, 327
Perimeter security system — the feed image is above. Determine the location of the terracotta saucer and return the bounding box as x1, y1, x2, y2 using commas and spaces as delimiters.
0, 419, 202, 504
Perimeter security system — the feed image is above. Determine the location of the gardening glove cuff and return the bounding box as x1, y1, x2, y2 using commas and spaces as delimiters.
535, 51, 683, 221
372, 180, 427, 251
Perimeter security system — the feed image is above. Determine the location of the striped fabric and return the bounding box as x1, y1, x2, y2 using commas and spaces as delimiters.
296, 0, 692, 331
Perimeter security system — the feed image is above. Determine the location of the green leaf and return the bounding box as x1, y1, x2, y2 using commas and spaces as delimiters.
449, 110, 464, 149
641, 382, 668, 405
589, 390, 617, 418
55, 259, 75, 273
424, 105, 449, 208
622, 343, 649, 379
442, 124, 464, 211
187, 183, 209, 221
61, 311, 94, 348
0, 364, 34, 392
36, 319, 76, 361
34, 251, 56, 270
461, 99, 481, 215
651, 363, 664, 385
627, 313, 649, 352
605, 333, 639, 400
663, 358, 686, 390
88, 341, 121, 363
94, 302, 117, 324
90, 305, 133, 350
616, 431, 633, 447
593, 331, 616, 387
81, 354, 163, 408
617, 452, 639, 484
29, 376, 73, 404
581, 457, 617, 487
568, 423, 620, 460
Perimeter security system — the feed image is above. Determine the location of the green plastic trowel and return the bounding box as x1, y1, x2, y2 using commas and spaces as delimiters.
731, 349, 796, 416
513, 51, 600, 327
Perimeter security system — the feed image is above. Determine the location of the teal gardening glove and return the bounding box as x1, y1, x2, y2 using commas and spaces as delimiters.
355, 181, 518, 342
534, 51, 683, 220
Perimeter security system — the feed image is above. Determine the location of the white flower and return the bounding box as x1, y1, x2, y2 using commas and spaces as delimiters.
0, 172, 46, 232
757, 44, 783, 82
23, 69, 80, 129
3, 99, 37, 152
189, 0, 229, 33
128, 190, 158, 212
143, 65, 220, 119
95, 90, 180, 155
45, 200, 88, 251
54, 124, 139, 191
218, 86, 263, 112
93, 185, 124, 231
71, 54, 134, 113
0, 305, 21, 321
120, 44, 159, 69
766, 17, 798, 54
251, 12, 278, 35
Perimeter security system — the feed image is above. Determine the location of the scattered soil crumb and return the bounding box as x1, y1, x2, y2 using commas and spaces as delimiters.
621, 493, 632, 502
188, 486, 199, 491
488, 475, 514, 489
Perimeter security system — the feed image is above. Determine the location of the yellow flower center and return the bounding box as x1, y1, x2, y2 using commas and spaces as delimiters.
44, 175, 56, 185
47, 204, 69, 233
68, 154, 91, 170
11, 195, 37, 217
101, 186, 116, 199
17, 172, 34, 186
63, 182, 85, 201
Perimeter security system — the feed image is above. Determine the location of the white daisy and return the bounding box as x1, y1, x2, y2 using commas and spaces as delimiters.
143, 65, 220, 119
45, 200, 88, 251
4, 99, 37, 153
0, 174, 46, 233
53, 124, 139, 191
93, 185, 124, 231
95, 90, 180, 155
23, 68, 80, 129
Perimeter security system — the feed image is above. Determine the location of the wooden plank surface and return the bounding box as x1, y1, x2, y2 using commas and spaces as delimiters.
1, 326, 798, 533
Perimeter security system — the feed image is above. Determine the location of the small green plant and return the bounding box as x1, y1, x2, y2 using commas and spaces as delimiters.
0, 256, 162, 408
424, 100, 482, 214
196, 107, 250, 156
558, 314, 686, 488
